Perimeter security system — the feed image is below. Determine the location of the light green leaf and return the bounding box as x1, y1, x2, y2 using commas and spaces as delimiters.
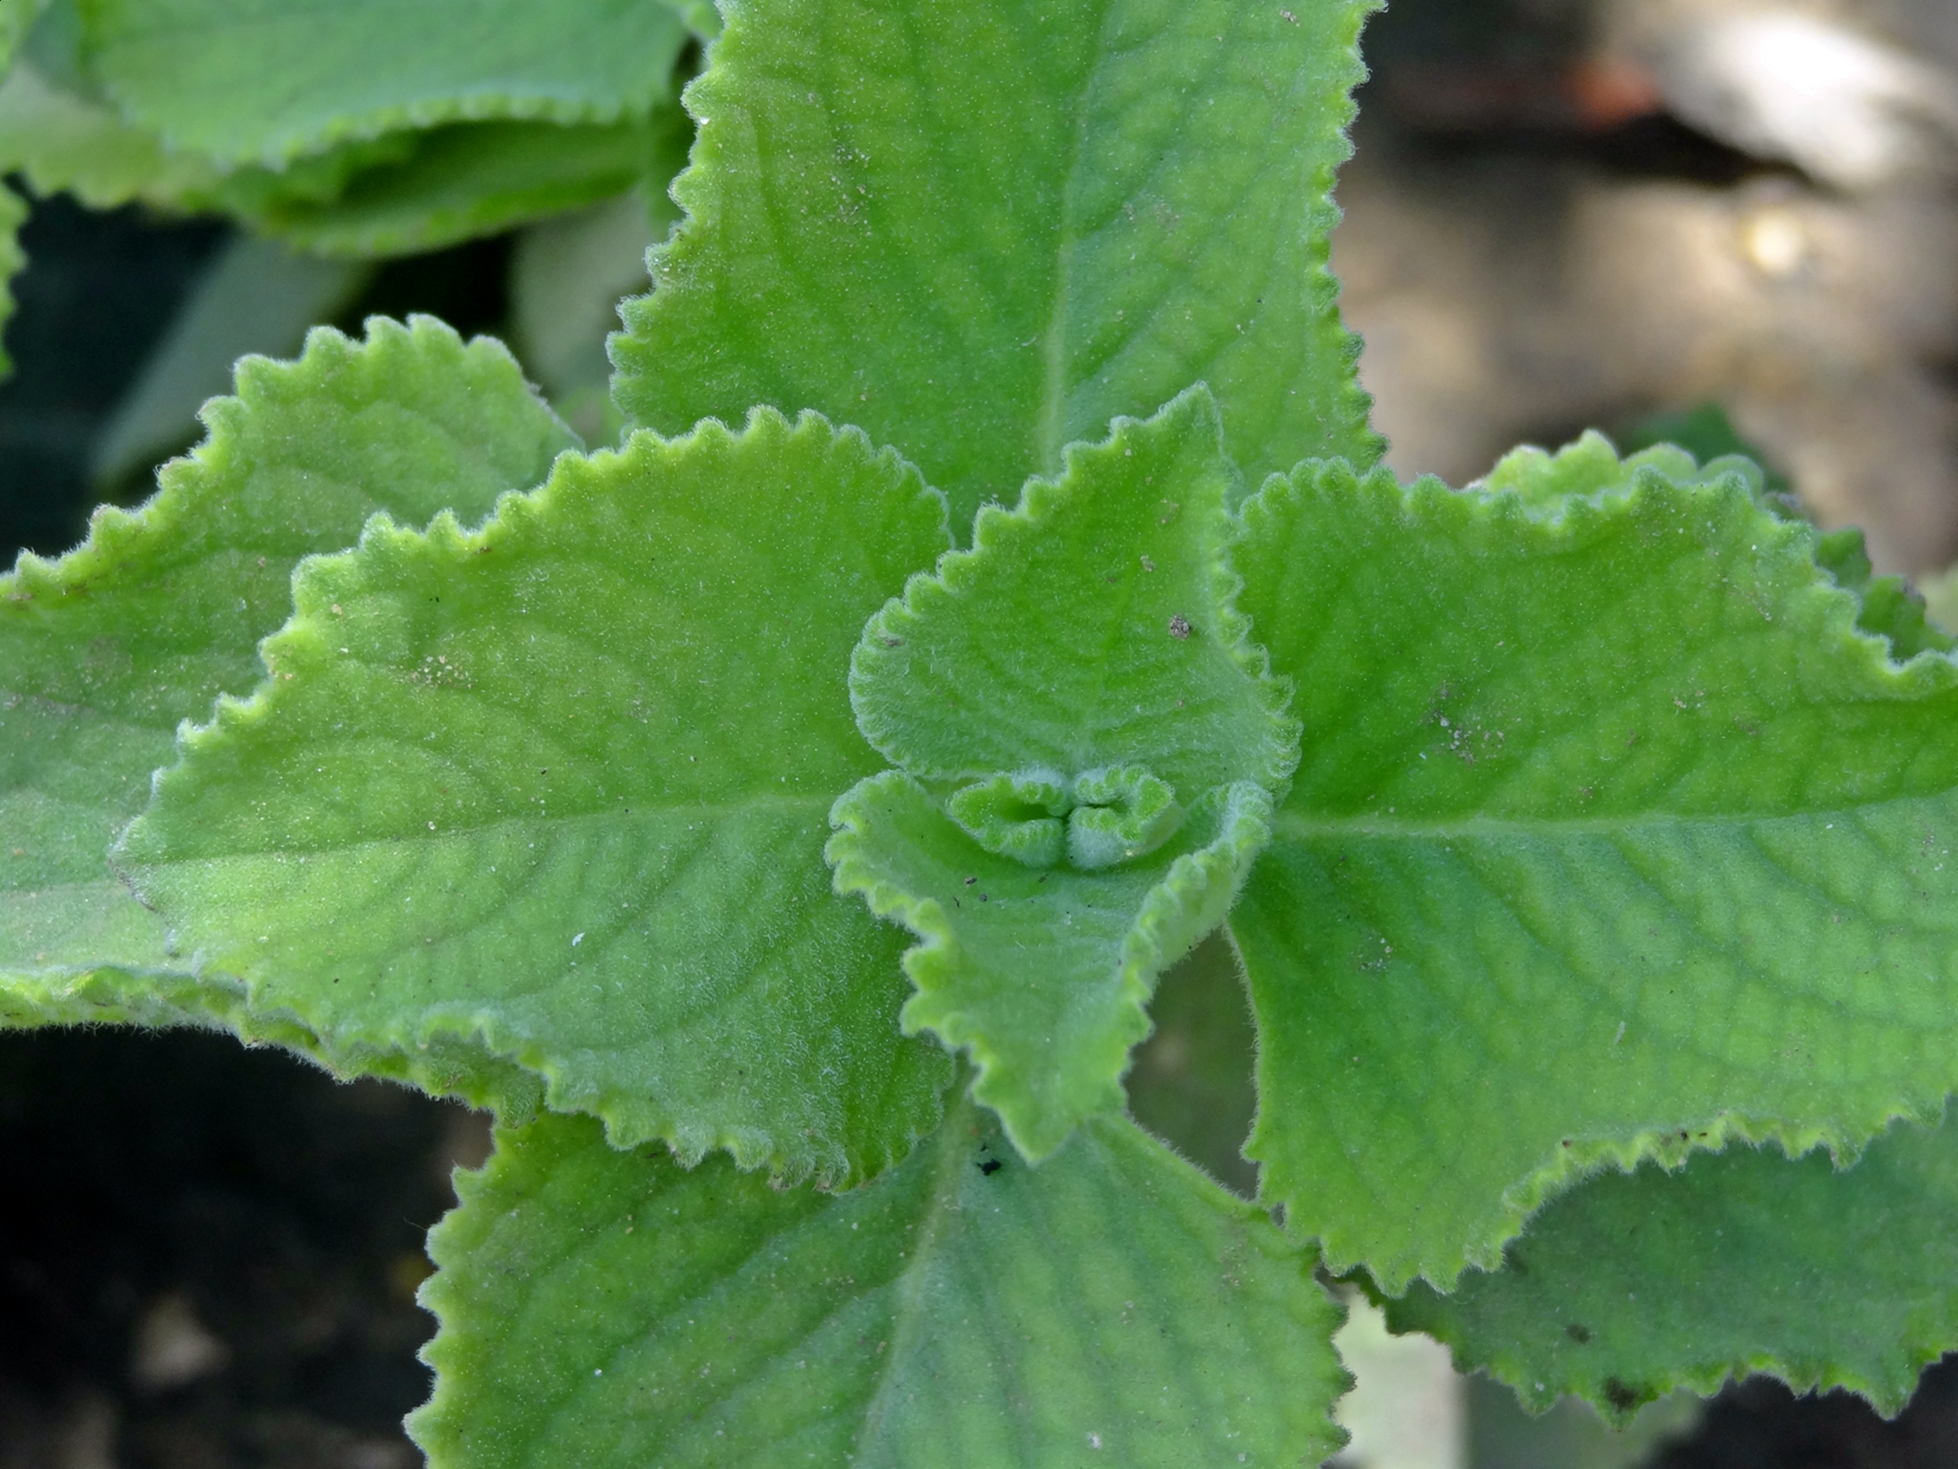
1385, 1111, 1958, 1420
612, 0, 1381, 533
226, 111, 691, 260
78, 0, 694, 166
1231, 443, 1958, 1291
412, 1096, 1348, 1469
830, 772, 1272, 1160
0, 178, 23, 377
850, 388, 1295, 800
1, 316, 575, 1016
0, 57, 220, 207
121, 411, 956, 1186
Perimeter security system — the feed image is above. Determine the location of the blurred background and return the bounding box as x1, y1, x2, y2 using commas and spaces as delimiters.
9, 1, 1958, 1466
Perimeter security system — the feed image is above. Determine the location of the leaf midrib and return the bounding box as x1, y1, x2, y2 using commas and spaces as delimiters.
1033, 0, 1115, 471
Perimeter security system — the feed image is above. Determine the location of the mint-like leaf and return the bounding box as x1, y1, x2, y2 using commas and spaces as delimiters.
613, 0, 1381, 532
2, 317, 576, 1006
1233, 443, 1958, 1290
412, 1096, 1348, 1468
121, 411, 956, 1185
78, 0, 696, 166
832, 389, 1293, 1157
1387, 1114, 1958, 1420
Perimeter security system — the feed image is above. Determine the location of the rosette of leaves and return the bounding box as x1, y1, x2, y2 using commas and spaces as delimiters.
10, 0, 1958, 1462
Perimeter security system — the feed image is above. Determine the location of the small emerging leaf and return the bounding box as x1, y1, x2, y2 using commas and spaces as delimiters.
852, 387, 1295, 800
1387, 1112, 1958, 1421
831, 773, 1272, 1160
412, 1095, 1348, 1469
613, 0, 1381, 532
122, 411, 956, 1185
1233, 442, 1958, 1290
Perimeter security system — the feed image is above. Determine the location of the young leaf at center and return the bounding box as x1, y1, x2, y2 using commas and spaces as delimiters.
832, 388, 1295, 1159
121, 411, 956, 1186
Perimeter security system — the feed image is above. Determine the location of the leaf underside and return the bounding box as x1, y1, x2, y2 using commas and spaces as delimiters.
228, 109, 692, 260
1386, 1110, 1958, 1421
1, 316, 575, 1016
612, 0, 1381, 533
412, 1095, 1349, 1469
121, 411, 956, 1186
78, 0, 695, 165
1232, 443, 1958, 1291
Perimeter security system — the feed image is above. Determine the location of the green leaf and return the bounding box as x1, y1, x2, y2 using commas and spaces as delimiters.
411, 1096, 1348, 1469
613, 0, 1381, 533
1385, 1112, 1958, 1420
120, 411, 956, 1185
224, 111, 691, 260
0, 56, 225, 208
850, 388, 1295, 799
78, 0, 695, 166
830, 772, 1272, 1160
1231, 443, 1958, 1291
1, 316, 575, 1011
0, 178, 23, 377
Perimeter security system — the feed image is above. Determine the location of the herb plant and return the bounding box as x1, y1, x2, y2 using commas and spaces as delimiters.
8, 0, 1958, 1463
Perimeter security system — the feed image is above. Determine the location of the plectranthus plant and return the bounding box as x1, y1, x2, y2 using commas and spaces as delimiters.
7, 0, 1958, 1464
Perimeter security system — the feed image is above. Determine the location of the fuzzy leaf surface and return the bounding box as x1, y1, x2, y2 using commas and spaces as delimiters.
1, 317, 574, 1007
78, 0, 694, 165
1386, 1113, 1958, 1420
122, 413, 955, 1185
412, 1098, 1347, 1469
851, 387, 1294, 797
613, 0, 1380, 532
831, 774, 1272, 1160
1232, 444, 1958, 1291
